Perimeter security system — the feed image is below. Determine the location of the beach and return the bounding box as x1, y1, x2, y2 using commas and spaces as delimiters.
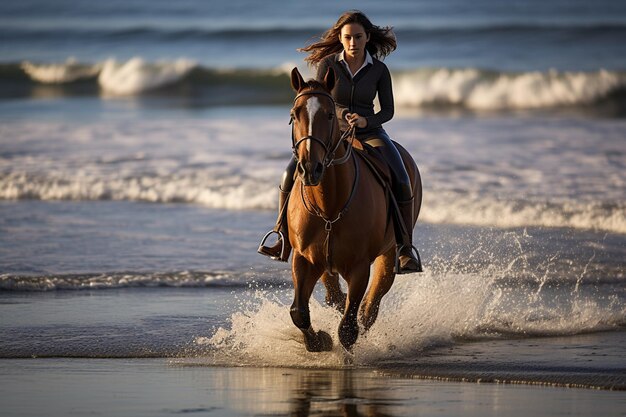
1, 358, 625, 417
1, 0, 626, 415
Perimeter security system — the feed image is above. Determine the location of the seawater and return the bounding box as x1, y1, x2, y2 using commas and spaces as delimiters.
2, 0, 626, 111
2, 0, 626, 70
0, 0, 625, 390
1, 111, 624, 233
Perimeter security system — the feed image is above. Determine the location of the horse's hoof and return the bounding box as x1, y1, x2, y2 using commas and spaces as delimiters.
316, 330, 333, 351
338, 322, 358, 351
303, 330, 333, 352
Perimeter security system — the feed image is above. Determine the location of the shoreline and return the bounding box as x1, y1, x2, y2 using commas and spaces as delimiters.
178, 329, 626, 391
1, 328, 624, 391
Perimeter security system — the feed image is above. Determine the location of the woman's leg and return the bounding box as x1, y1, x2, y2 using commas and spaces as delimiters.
370, 131, 412, 201
364, 130, 421, 273
258, 156, 297, 261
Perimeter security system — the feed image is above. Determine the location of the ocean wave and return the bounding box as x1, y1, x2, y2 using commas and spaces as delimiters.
21, 57, 197, 95
0, 25, 319, 43
5, 59, 626, 109
393, 68, 626, 110
0, 270, 286, 291
8, 58, 292, 100
21, 58, 100, 83
0, 172, 278, 210
420, 193, 626, 235
2, 172, 624, 234
98, 58, 197, 95
3, 22, 626, 42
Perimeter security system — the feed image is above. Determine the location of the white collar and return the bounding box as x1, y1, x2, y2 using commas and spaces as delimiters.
339, 50, 373, 78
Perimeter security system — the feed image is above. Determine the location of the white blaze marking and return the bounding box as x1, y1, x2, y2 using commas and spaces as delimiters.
306, 97, 321, 152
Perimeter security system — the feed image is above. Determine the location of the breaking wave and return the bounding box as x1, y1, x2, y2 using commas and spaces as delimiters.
1, 172, 624, 234
421, 193, 626, 235
0, 270, 287, 291
393, 68, 626, 110
3, 22, 626, 44
20, 57, 197, 95
4, 58, 626, 110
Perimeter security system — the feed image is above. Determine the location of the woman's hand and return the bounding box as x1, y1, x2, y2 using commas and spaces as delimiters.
345, 113, 367, 129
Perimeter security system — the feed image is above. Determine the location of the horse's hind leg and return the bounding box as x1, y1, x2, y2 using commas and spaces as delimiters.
360, 248, 396, 331
290, 254, 333, 352
321, 272, 346, 312
338, 264, 369, 350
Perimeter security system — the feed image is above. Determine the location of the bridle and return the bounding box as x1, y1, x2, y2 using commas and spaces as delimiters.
290, 90, 354, 168
290, 89, 359, 276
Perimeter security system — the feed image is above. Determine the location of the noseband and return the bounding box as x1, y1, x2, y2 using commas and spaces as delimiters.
290, 90, 353, 168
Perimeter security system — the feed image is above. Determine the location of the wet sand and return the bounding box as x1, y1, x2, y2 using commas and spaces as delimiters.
376, 331, 626, 390
1, 203, 624, 415
1, 358, 625, 417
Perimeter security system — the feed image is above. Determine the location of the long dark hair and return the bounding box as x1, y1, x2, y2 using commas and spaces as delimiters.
299, 10, 397, 66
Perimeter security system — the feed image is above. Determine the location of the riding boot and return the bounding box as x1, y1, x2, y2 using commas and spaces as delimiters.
257, 188, 292, 262
396, 198, 423, 274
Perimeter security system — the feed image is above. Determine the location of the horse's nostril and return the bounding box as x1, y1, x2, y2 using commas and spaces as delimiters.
310, 162, 324, 184
314, 162, 324, 177
297, 162, 305, 175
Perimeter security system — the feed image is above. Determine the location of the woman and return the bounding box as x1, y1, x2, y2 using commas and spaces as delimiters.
259, 10, 420, 274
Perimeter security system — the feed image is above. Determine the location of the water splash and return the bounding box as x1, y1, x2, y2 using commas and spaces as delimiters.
196, 237, 625, 368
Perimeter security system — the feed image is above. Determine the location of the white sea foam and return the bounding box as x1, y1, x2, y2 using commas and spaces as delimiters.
0, 172, 277, 210
0, 271, 240, 291
98, 57, 197, 95
1, 115, 624, 233
2, 172, 623, 233
421, 193, 626, 234
21, 58, 101, 83
20, 57, 197, 94
203, 268, 625, 368
17, 58, 626, 109
393, 68, 626, 110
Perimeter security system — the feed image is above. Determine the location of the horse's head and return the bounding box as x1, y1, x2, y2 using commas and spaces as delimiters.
290, 66, 338, 186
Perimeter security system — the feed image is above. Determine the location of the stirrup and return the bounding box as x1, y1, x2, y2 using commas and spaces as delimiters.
257, 230, 288, 262
395, 244, 423, 274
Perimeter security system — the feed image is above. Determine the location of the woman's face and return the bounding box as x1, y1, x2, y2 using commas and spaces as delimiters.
339, 23, 369, 59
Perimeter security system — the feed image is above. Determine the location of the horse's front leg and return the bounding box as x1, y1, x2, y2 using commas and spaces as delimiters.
291, 253, 333, 352
321, 272, 346, 312
360, 248, 396, 331
338, 264, 369, 351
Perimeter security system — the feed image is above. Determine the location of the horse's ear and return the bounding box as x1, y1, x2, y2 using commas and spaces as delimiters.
291, 67, 305, 92
323, 67, 335, 92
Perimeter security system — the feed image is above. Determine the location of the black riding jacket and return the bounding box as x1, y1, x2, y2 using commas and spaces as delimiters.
316, 53, 394, 138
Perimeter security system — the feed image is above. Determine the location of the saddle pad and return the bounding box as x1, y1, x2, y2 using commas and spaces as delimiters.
354, 141, 392, 188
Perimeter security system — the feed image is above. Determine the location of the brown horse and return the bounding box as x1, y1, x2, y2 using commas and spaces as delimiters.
287, 67, 422, 352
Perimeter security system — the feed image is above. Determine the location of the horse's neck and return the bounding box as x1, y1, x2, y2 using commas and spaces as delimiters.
307, 140, 354, 217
